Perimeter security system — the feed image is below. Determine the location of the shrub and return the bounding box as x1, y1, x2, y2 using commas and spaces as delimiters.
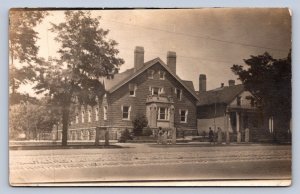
142, 127, 153, 136
132, 115, 148, 136
119, 128, 131, 143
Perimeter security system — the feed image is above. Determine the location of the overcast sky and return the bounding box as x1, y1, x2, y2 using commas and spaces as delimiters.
18, 8, 291, 94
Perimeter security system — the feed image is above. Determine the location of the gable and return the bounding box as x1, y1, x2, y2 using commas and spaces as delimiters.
105, 58, 199, 100
229, 90, 254, 107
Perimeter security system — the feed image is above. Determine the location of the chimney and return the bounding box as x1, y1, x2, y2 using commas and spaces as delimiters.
199, 74, 206, 92
134, 46, 144, 70
221, 83, 224, 88
167, 51, 176, 74
228, 80, 235, 86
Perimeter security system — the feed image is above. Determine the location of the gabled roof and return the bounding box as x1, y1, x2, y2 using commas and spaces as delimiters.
104, 58, 199, 100
197, 84, 245, 106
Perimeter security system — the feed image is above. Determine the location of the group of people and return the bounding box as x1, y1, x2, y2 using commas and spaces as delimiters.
157, 127, 171, 145
208, 127, 223, 144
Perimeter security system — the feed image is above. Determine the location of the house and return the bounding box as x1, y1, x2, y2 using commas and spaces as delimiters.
54, 46, 199, 141
196, 75, 265, 142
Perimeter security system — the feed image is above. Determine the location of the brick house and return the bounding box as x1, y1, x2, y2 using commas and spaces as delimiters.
54, 47, 199, 141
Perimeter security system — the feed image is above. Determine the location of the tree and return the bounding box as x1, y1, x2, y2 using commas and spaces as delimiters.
9, 9, 48, 104
132, 115, 148, 136
231, 51, 291, 135
9, 98, 60, 140
34, 11, 124, 146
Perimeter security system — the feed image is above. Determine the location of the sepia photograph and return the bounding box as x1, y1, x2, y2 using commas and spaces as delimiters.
8, 8, 291, 186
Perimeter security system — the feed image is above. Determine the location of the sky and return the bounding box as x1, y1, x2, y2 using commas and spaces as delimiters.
17, 8, 291, 95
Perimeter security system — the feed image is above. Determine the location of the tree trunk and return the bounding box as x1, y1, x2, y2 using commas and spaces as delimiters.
62, 103, 71, 146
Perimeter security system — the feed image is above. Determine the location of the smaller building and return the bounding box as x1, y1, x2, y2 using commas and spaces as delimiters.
197, 76, 261, 142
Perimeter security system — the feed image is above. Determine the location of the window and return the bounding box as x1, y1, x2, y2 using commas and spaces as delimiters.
148, 70, 154, 79
159, 71, 165, 80
151, 87, 159, 95
129, 83, 137, 96
158, 107, 169, 120
95, 108, 99, 121
175, 88, 182, 100
103, 106, 108, 120
180, 109, 188, 123
81, 111, 85, 123
159, 88, 164, 95
88, 110, 92, 122
237, 96, 241, 106
269, 117, 274, 133
75, 113, 79, 124
150, 87, 164, 96
122, 106, 131, 120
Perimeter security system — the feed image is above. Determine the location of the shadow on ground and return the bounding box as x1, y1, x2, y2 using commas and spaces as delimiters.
9, 144, 128, 150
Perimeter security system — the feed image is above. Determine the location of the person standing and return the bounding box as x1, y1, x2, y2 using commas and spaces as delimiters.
208, 127, 214, 144
157, 127, 163, 144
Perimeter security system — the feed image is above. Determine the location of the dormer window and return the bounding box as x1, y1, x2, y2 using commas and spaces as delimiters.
148, 69, 154, 79
129, 83, 137, 97
159, 71, 165, 80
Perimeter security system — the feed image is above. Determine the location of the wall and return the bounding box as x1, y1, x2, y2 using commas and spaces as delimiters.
197, 115, 234, 134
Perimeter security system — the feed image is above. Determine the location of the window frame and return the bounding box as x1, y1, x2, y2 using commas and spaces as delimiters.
159, 70, 165, 80
88, 109, 92, 122
129, 83, 137, 97
175, 88, 182, 100
151, 87, 160, 96
103, 106, 108, 121
81, 110, 85, 123
158, 107, 169, 121
122, 105, 131, 120
148, 69, 154, 79
179, 109, 188, 123
75, 113, 79, 124
95, 107, 99, 121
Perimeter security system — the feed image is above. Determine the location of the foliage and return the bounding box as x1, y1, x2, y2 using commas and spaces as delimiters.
231, 51, 291, 131
132, 115, 148, 136
142, 127, 153, 136
9, 9, 48, 97
118, 128, 132, 143
9, 98, 61, 140
34, 11, 124, 145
